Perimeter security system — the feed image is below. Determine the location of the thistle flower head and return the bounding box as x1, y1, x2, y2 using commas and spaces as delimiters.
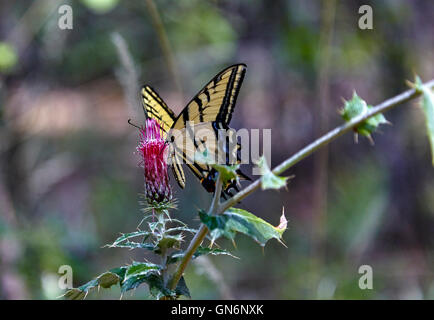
137, 118, 172, 204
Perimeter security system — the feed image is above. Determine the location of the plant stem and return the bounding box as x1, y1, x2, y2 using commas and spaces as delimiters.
218, 79, 434, 214
168, 174, 223, 290
170, 78, 434, 292
160, 247, 168, 284
209, 174, 223, 213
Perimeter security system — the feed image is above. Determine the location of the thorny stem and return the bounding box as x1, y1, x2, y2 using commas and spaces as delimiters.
168, 174, 223, 291
169, 79, 434, 293
209, 174, 223, 213
218, 79, 434, 214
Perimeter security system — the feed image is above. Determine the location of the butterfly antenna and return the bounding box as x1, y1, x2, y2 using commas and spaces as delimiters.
128, 119, 141, 129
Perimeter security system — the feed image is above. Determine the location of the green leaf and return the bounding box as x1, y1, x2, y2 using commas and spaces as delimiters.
256, 156, 289, 190
212, 164, 240, 185
121, 262, 164, 295
146, 274, 173, 299
124, 262, 161, 282
413, 76, 434, 166
340, 91, 369, 121
62, 288, 86, 300
108, 241, 156, 250
175, 276, 191, 299
167, 246, 236, 264
340, 91, 389, 141
199, 208, 288, 246
121, 271, 161, 293
166, 226, 197, 234
107, 231, 155, 251
62, 267, 127, 300
121, 269, 190, 299
109, 266, 127, 281
157, 233, 184, 251
199, 210, 236, 242
109, 231, 151, 246
61, 262, 187, 300
98, 272, 122, 289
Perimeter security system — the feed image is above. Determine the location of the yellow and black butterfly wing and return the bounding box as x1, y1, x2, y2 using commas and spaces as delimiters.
141, 85, 186, 188
170, 64, 247, 185
172, 64, 246, 129
141, 85, 176, 137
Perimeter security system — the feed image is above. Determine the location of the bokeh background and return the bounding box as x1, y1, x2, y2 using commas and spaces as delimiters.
1, 0, 434, 299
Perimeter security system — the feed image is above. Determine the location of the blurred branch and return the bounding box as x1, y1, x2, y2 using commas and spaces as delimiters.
144, 0, 183, 95
7, 0, 61, 53
0, 171, 17, 226
194, 256, 234, 299
168, 79, 434, 292
111, 32, 141, 119
0, 172, 29, 299
311, 0, 336, 285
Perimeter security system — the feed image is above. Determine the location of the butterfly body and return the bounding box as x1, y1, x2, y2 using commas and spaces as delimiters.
141, 64, 249, 197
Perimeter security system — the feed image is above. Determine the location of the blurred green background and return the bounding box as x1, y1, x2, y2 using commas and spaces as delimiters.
0, 0, 433, 299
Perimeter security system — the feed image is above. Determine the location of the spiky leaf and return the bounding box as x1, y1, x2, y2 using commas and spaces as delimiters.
199, 208, 287, 246
109, 231, 151, 246
256, 156, 289, 190
123, 262, 161, 282
340, 91, 388, 140
167, 246, 236, 264
62, 267, 127, 300
157, 233, 184, 251
174, 276, 191, 299
107, 231, 155, 251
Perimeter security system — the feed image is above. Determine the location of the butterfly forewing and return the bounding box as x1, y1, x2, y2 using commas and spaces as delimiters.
141, 85, 176, 138
172, 64, 246, 129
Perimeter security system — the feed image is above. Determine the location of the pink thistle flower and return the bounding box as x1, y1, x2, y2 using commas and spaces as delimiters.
136, 118, 172, 204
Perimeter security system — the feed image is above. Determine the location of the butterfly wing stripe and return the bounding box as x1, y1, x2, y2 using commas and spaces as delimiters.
220, 65, 246, 124
204, 90, 210, 103
172, 140, 209, 177
173, 146, 210, 184
171, 154, 186, 189
194, 96, 204, 122
218, 67, 236, 123
181, 105, 190, 126
144, 86, 176, 119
